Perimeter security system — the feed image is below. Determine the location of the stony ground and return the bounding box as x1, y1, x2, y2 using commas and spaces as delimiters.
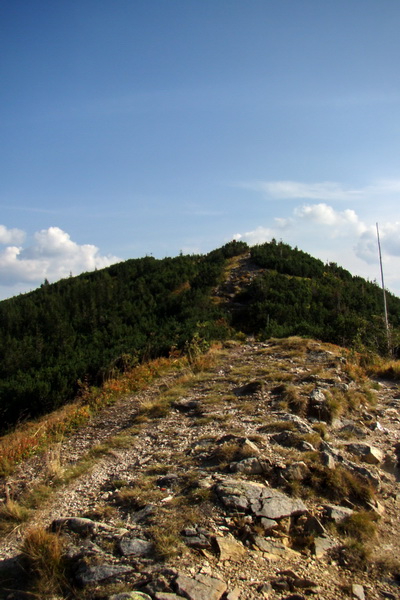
0, 338, 400, 600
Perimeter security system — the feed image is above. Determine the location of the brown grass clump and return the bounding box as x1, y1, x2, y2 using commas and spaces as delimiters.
115, 475, 166, 509
212, 440, 256, 466
304, 463, 373, 505
366, 358, 400, 381
282, 384, 308, 415
337, 510, 379, 542
21, 527, 66, 596
0, 500, 30, 533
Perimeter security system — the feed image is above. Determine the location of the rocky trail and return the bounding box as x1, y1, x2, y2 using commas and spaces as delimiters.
1, 338, 400, 600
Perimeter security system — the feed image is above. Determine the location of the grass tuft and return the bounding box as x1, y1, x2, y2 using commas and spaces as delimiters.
0, 500, 30, 533
21, 526, 66, 597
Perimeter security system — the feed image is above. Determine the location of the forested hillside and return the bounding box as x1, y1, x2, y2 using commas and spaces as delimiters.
232, 240, 400, 353
0, 238, 399, 432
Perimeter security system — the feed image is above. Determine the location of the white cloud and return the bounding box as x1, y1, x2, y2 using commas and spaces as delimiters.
0, 224, 25, 245
355, 222, 400, 264
238, 178, 400, 203
234, 226, 275, 245
0, 226, 120, 289
240, 180, 363, 201
232, 203, 400, 296
294, 203, 366, 236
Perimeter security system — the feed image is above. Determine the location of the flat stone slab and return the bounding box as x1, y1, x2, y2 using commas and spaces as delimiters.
174, 573, 227, 600
215, 535, 247, 562
119, 537, 154, 557
313, 535, 337, 558
323, 504, 354, 523
154, 594, 186, 600
75, 563, 134, 586
215, 479, 307, 519
110, 594, 153, 600
252, 536, 299, 558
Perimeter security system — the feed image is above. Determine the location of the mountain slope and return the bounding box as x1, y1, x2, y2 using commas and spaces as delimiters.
0, 239, 399, 432
0, 338, 399, 599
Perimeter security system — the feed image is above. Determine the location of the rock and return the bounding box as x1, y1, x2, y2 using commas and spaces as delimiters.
266, 412, 314, 434
110, 594, 153, 600
321, 442, 381, 488
226, 587, 241, 600
339, 423, 367, 438
119, 537, 154, 557
215, 535, 247, 561
298, 514, 326, 535
215, 479, 307, 520
173, 399, 199, 412
352, 583, 365, 600
181, 527, 211, 550
259, 517, 279, 532
345, 443, 383, 465
174, 573, 227, 600
75, 562, 134, 586
252, 536, 299, 558
270, 431, 315, 452
51, 517, 97, 536
154, 594, 186, 600
308, 388, 331, 422
313, 535, 336, 558
349, 463, 381, 489
241, 438, 260, 455
323, 504, 354, 523
256, 494, 307, 520
321, 451, 336, 469
131, 504, 156, 523
235, 380, 264, 396
157, 473, 181, 488
0, 555, 24, 583
283, 461, 309, 481
230, 457, 263, 474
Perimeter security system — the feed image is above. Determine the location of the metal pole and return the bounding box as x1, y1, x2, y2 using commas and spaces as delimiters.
376, 223, 390, 352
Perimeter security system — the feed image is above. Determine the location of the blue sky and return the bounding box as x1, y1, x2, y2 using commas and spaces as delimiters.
1, 0, 400, 299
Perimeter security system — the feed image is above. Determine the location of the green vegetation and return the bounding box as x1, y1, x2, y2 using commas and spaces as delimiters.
234, 240, 400, 351
1, 237, 400, 433
0, 242, 243, 431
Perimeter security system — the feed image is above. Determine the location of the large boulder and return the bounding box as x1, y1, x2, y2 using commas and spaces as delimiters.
345, 443, 384, 465
215, 479, 307, 520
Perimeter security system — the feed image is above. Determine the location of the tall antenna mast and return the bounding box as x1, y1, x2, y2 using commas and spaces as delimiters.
376, 222, 390, 351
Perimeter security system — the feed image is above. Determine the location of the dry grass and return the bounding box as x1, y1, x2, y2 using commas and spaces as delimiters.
21, 527, 66, 597
212, 440, 257, 466
337, 510, 379, 542
0, 500, 30, 533
304, 463, 374, 505
136, 397, 171, 421
148, 487, 213, 561
281, 383, 308, 415
0, 354, 188, 478
115, 475, 165, 509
